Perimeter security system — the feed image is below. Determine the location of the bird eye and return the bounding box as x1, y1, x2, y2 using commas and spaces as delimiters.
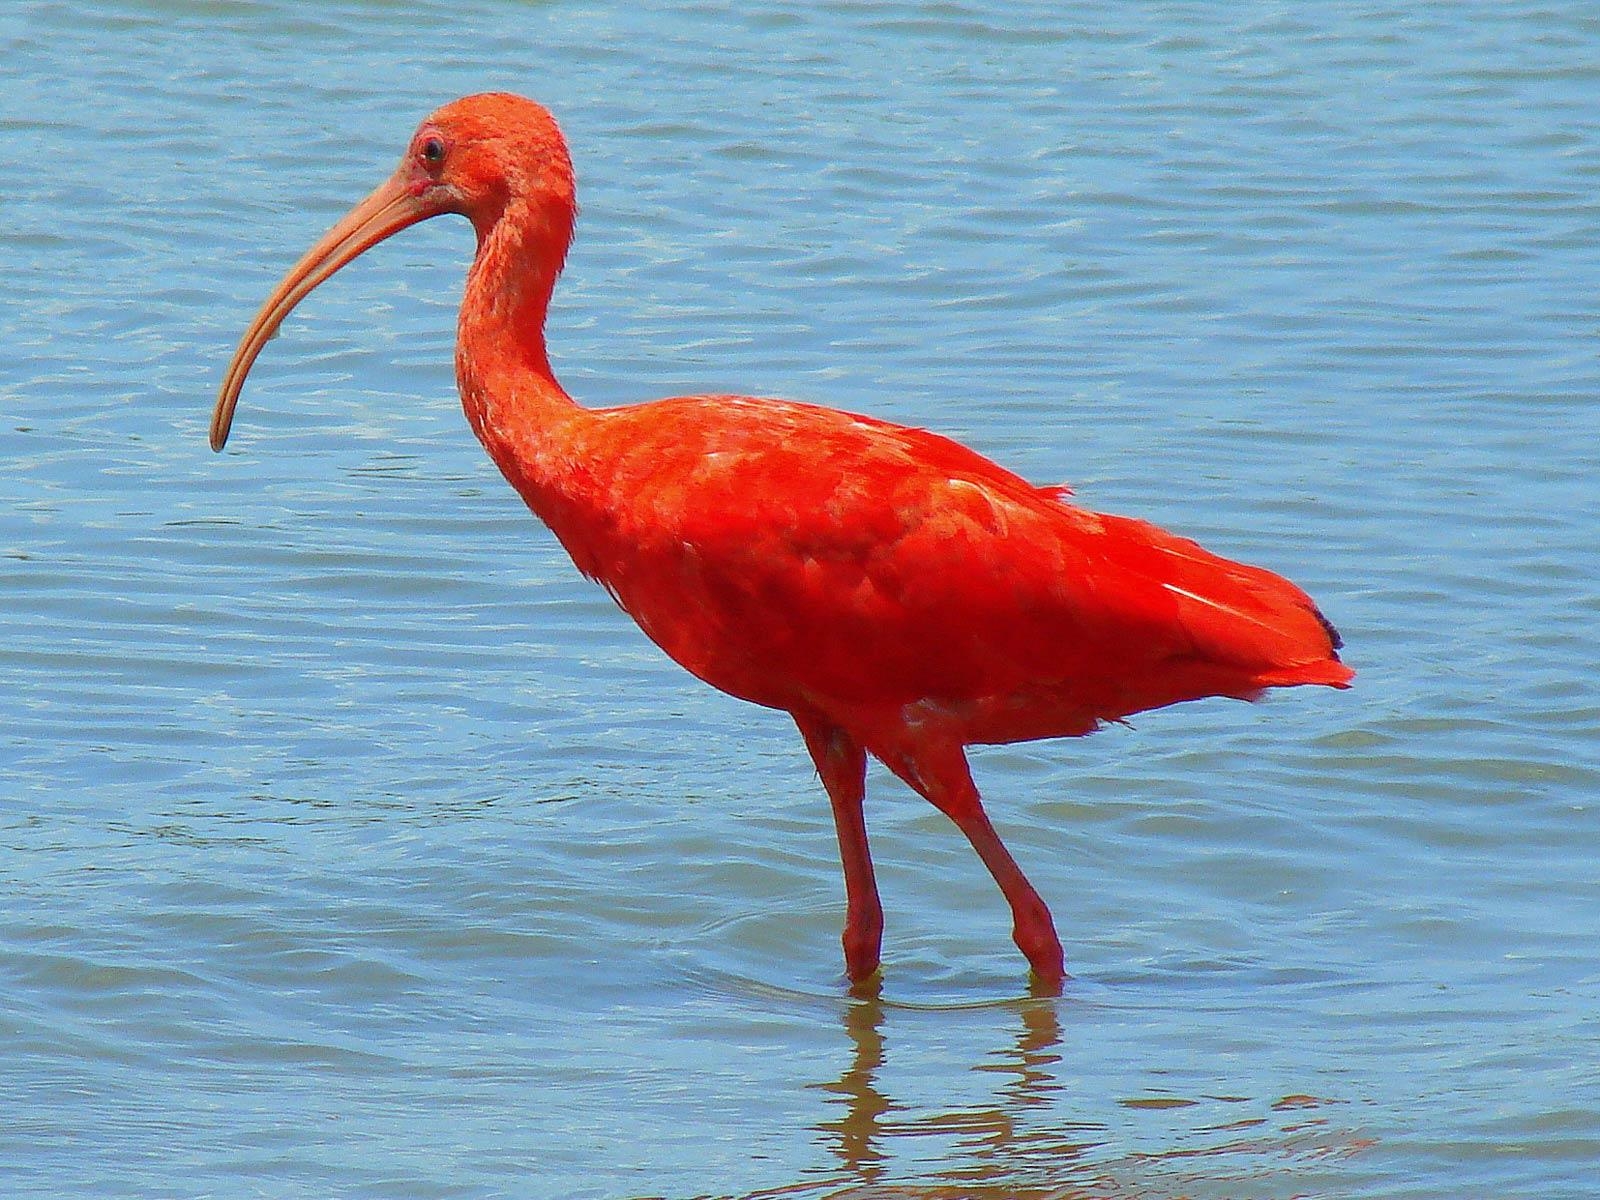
420, 136, 446, 167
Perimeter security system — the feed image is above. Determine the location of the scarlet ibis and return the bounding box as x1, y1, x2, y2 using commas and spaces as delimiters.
211, 93, 1352, 989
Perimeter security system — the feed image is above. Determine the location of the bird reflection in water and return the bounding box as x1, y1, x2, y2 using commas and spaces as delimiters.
744, 996, 1371, 1200
805, 997, 1099, 1197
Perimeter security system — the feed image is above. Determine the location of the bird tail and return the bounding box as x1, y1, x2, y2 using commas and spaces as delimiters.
1099, 512, 1354, 693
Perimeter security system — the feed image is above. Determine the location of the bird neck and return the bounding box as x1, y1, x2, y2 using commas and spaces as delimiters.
454, 196, 586, 492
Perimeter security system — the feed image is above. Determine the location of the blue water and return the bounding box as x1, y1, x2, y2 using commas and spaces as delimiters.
4, 2, 1598, 1197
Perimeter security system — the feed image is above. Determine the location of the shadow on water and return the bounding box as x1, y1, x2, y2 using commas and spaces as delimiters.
689, 983, 1372, 1200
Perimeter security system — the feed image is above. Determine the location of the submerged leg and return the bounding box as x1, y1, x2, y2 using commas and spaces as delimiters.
795, 715, 882, 986
880, 740, 1066, 987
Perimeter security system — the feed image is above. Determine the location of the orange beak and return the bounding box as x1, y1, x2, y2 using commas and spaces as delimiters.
210, 169, 435, 451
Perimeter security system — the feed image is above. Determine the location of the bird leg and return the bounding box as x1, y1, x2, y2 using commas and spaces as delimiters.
881, 742, 1067, 988
796, 716, 882, 987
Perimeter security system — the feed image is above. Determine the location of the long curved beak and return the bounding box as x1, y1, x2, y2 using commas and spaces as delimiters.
210, 170, 434, 451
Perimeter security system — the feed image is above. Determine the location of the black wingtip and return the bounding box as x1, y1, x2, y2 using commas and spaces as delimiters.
1312, 605, 1345, 655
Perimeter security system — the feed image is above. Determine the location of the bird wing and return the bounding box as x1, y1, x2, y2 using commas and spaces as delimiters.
555, 396, 1348, 730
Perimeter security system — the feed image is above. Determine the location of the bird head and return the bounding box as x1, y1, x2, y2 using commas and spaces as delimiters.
402, 93, 576, 244
209, 92, 575, 451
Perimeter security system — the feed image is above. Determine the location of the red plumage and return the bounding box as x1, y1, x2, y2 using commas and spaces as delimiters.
523, 396, 1348, 739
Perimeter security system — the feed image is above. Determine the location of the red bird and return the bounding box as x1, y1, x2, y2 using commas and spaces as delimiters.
211, 93, 1352, 989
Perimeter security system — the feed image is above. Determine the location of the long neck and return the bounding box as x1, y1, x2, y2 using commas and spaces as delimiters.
454, 197, 586, 503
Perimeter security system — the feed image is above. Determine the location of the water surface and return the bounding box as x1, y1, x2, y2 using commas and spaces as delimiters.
3, 3, 1598, 1197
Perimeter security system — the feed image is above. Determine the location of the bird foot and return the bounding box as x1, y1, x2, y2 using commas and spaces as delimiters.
846, 968, 884, 1000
